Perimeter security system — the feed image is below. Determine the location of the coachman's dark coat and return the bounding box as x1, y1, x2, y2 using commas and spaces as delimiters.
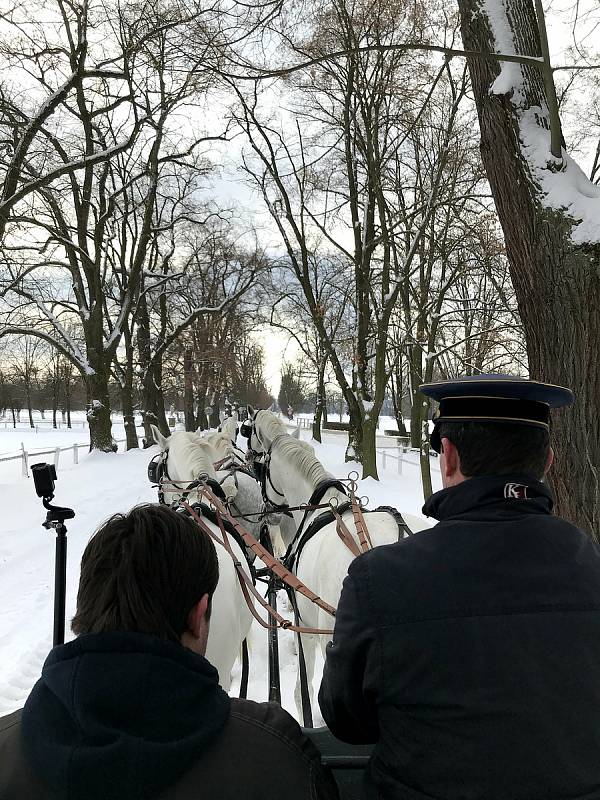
319, 475, 600, 800
0, 632, 338, 800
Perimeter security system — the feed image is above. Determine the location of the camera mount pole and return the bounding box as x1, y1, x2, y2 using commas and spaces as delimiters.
42, 500, 74, 647
50, 520, 67, 646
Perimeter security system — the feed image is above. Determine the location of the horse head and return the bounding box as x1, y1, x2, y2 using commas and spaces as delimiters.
150, 427, 237, 505
245, 409, 288, 455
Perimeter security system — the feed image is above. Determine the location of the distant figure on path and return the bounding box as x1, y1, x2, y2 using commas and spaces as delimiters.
320, 374, 600, 800
0, 504, 338, 800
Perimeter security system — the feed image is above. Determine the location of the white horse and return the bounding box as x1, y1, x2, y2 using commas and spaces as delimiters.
151, 426, 253, 690
247, 410, 432, 715
202, 415, 292, 557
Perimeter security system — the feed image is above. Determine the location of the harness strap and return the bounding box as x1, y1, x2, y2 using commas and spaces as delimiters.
373, 505, 415, 538
309, 479, 348, 505
349, 489, 373, 553
284, 501, 352, 571
183, 502, 254, 573
182, 502, 334, 634
200, 496, 334, 619
331, 506, 362, 558
183, 489, 337, 622
281, 481, 349, 566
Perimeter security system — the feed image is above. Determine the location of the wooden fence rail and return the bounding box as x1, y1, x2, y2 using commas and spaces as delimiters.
0, 437, 144, 478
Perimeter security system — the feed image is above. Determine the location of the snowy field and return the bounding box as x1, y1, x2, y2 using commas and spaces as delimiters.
0, 412, 441, 723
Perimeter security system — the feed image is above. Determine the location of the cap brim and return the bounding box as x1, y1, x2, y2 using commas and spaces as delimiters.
419, 377, 573, 408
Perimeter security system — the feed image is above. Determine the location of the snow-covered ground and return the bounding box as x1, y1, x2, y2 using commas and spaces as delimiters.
0, 413, 441, 722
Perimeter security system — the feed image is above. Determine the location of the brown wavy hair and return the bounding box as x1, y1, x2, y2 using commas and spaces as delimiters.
72, 504, 218, 642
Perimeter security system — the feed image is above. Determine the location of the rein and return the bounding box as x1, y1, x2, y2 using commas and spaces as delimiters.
257, 433, 291, 511
182, 493, 336, 635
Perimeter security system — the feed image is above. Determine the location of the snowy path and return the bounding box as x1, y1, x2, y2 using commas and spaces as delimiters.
0, 418, 440, 720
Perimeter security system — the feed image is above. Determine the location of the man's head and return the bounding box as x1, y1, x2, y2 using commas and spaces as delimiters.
71, 504, 218, 655
419, 374, 574, 489
437, 421, 553, 488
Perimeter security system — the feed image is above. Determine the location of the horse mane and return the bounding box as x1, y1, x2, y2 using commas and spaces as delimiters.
206, 430, 236, 457
274, 436, 332, 487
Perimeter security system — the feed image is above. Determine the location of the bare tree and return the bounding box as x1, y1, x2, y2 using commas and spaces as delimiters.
0, 0, 230, 450
136, 222, 259, 444
233, 0, 472, 477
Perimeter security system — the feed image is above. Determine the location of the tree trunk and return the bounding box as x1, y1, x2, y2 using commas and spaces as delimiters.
457, 0, 600, 536
52, 372, 59, 429
66, 383, 71, 429
409, 343, 424, 448
346, 411, 361, 462
26, 386, 34, 428
118, 326, 139, 450
361, 414, 379, 480
86, 369, 116, 452
141, 363, 169, 447
420, 427, 433, 502
184, 348, 195, 432
390, 361, 409, 438
194, 384, 208, 430
121, 384, 139, 451
312, 361, 327, 443
209, 391, 221, 429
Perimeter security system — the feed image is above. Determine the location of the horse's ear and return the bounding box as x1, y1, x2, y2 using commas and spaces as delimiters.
247, 405, 255, 418
151, 424, 169, 451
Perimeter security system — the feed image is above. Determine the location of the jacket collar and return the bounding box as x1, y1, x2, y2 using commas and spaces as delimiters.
423, 474, 554, 521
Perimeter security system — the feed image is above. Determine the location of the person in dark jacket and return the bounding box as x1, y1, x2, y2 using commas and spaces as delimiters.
0, 504, 338, 800
319, 374, 600, 800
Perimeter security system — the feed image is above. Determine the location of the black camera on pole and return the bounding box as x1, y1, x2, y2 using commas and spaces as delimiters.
31, 462, 75, 647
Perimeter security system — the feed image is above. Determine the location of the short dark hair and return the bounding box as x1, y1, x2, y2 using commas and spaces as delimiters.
437, 421, 550, 480
72, 504, 218, 642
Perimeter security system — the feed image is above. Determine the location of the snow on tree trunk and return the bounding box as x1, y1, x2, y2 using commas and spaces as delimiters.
141, 365, 169, 448
361, 414, 379, 480
457, 0, 600, 537
86, 371, 116, 453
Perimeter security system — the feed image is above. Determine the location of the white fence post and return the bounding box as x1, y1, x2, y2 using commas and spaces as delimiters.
382, 450, 387, 469
21, 443, 28, 478
397, 449, 403, 475
54, 447, 60, 469
73, 443, 78, 464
